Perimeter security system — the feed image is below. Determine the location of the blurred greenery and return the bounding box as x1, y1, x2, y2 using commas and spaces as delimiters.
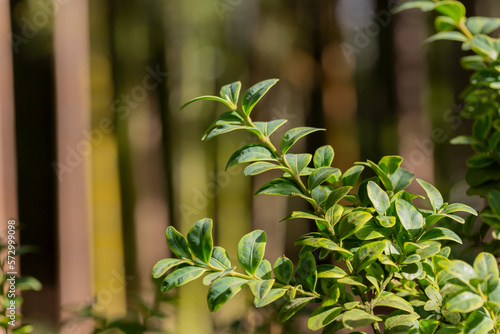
6, 0, 499, 332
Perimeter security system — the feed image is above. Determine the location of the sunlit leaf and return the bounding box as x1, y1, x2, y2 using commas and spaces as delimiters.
242, 79, 279, 116
238, 230, 266, 275
281, 127, 325, 154
207, 277, 248, 312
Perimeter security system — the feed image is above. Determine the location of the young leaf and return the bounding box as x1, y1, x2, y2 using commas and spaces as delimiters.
180, 95, 234, 110
237, 230, 266, 276
396, 199, 424, 239
281, 211, 326, 222
278, 297, 315, 323
203, 266, 235, 286
207, 277, 248, 312
165, 226, 192, 259
285, 153, 312, 175
295, 251, 317, 292
281, 127, 325, 154
152, 258, 189, 278
242, 79, 279, 116
342, 309, 382, 330
378, 156, 403, 175
254, 119, 287, 137
376, 215, 396, 228
308, 167, 338, 190
255, 177, 304, 197
161, 266, 207, 292
220, 81, 241, 105
473, 252, 499, 288
210, 246, 231, 269
434, 2, 466, 24
425, 31, 468, 44
313, 145, 334, 168
341, 166, 364, 187
351, 240, 386, 273
307, 306, 342, 331
226, 143, 276, 169
471, 35, 499, 60
445, 291, 484, 313
417, 179, 444, 213
390, 168, 415, 192
273, 256, 293, 284
466, 17, 500, 35
203, 124, 251, 141
187, 218, 213, 263
441, 203, 478, 216
244, 161, 283, 176
325, 186, 352, 208
367, 181, 390, 215
363, 160, 393, 190
248, 279, 274, 302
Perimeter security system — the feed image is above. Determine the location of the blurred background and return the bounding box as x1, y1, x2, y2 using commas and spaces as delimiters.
1, 0, 499, 333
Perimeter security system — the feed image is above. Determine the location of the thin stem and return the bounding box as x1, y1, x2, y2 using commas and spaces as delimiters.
458, 21, 474, 40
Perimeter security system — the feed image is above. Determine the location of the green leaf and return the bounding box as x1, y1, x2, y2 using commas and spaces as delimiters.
203, 124, 251, 141
226, 143, 276, 169
379, 156, 403, 175
256, 259, 272, 279
435, 15, 457, 31
326, 204, 344, 227
390, 168, 415, 192
441, 260, 477, 285
425, 286, 442, 304
282, 210, 326, 222
278, 297, 315, 323
467, 153, 496, 169
244, 161, 283, 176
472, 35, 500, 60
391, 1, 436, 14
161, 266, 206, 292
203, 267, 235, 286
417, 319, 440, 334
285, 153, 312, 175
374, 291, 414, 313
317, 264, 347, 278
337, 211, 372, 240
341, 166, 364, 187
253, 119, 287, 137
425, 31, 468, 44
434, 2, 466, 24
384, 314, 420, 334
419, 227, 462, 244
325, 187, 352, 209
281, 127, 325, 154
461, 55, 487, 70
255, 288, 287, 307
441, 203, 478, 216
307, 306, 342, 331
220, 81, 241, 105
466, 17, 500, 35
165, 226, 192, 259
417, 179, 443, 213
396, 199, 424, 238
473, 252, 499, 288
364, 160, 394, 190
338, 276, 366, 288
367, 181, 390, 215
314, 145, 334, 168
187, 218, 213, 263
351, 241, 386, 273
242, 79, 279, 116
295, 251, 317, 292
255, 177, 304, 197
464, 310, 494, 334
207, 277, 248, 312
450, 135, 481, 145
210, 246, 231, 269
342, 309, 382, 330
152, 258, 189, 278
355, 219, 391, 240
181, 95, 234, 110
309, 167, 338, 190
489, 190, 500, 216
446, 291, 484, 313
376, 215, 396, 228
238, 230, 266, 276
248, 279, 274, 302
273, 256, 293, 284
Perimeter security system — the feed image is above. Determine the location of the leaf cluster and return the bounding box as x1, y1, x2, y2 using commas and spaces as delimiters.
152, 79, 500, 333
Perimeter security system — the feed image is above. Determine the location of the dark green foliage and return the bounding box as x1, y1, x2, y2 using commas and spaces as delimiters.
151, 77, 500, 333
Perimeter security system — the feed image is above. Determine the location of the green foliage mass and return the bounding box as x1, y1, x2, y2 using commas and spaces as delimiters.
153, 76, 500, 333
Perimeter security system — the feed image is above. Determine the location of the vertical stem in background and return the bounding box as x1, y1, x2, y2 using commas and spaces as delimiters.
0, 0, 16, 234
89, 0, 127, 321
394, 10, 434, 185
53, 0, 93, 327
